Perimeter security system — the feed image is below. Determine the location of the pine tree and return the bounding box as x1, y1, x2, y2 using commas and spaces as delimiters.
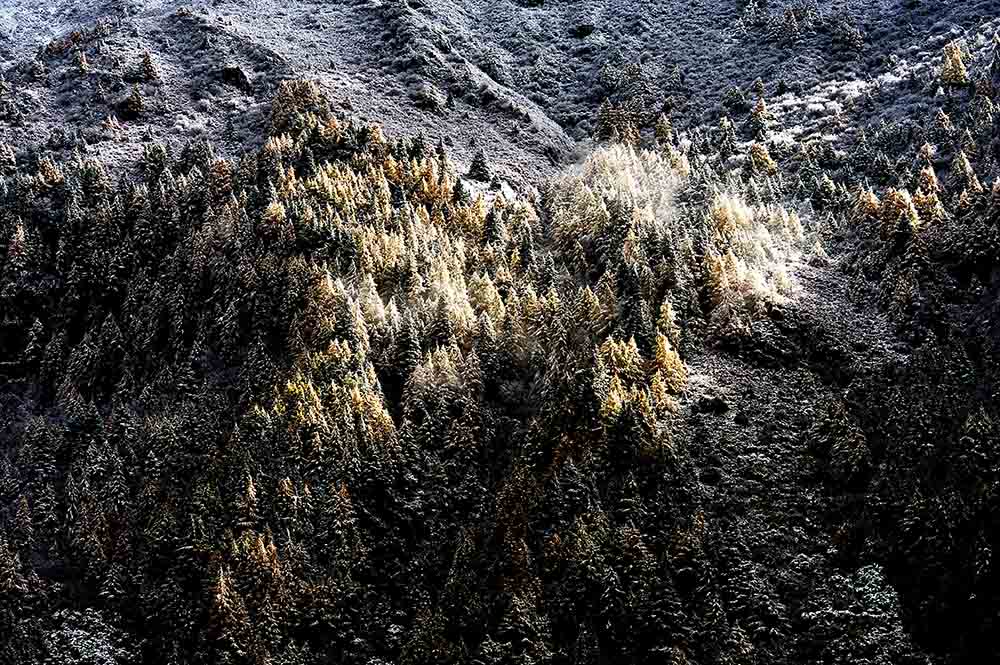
747, 142, 777, 176
987, 32, 1000, 87
951, 150, 983, 195
0, 535, 25, 595
141, 50, 160, 82
614, 263, 654, 354
121, 85, 144, 120
655, 113, 674, 147
12, 496, 33, 552
468, 148, 491, 182
871, 150, 895, 186
210, 566, 251, 659
969, 85, 997, 130
596, 100, 640, 145
668, 63, 684, 89
717, 116, 738, 160
778, 7, 800, 42
657, 300, 682, 349
75, 49, 90, 74
653, 332, 686, 393
749, 97, 773, 140
723, 85, 750, 113
0, 142, 14, 176
940, 41, 970, 89
913, 165, 945, 222
880, 188, 923, 239
21, 319, 45, 378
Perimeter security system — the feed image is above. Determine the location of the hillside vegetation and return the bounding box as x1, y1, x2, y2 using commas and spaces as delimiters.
2, 3, 1000, 665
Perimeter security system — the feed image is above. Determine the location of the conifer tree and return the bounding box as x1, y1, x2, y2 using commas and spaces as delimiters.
940, 41, 970, 90
0, 142, 14, 176
657, 300, 682, 349
749, 97, 773, 140
141, 50, 160, 82
468, 148, 491, 182
653, 332, 686, 394
747, 142, 777, 176
75, 49, 90, 74
0, 535, 24, 595
949, 149, 983, 197
723, 85, 750, 113
778, 7, 800, 42
12, 496, 33, 552
718, 116, 738, 160
121, 85, 144, 120
655, 113, 674, 147
871, 150, 895, 185
596, 100, 640, 145
880, 188, 923, 240
210, 566, 251, 660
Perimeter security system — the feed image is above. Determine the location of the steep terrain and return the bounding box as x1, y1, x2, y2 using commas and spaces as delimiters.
3, 0, 1000, 179
3, 1, 1000, 664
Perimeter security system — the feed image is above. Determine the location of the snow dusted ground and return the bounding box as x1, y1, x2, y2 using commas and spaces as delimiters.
2, 0, 998, 183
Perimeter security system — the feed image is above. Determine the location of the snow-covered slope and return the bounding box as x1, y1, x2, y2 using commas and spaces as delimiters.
2, 0, 998, 184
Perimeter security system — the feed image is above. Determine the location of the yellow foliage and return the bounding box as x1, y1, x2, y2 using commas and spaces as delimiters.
917, 165, 939, 194
263, 200, 287, 226
600, 374, 627, 421
880, 188, 922, 236
913, 189, 944, 224
941, 41, 970, 87
747, 143, 777, 175
657, 300, 681, 348
709, 191, 754, 240
650, 371, 680, 414
653, 333, 687, 393
599, 337, 644, 387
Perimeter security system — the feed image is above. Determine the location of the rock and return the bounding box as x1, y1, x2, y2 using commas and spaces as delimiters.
410, 81, 445, 111
735, 411, 750, 426
700, 466, 723, 485
696, 394, 730, 415
220, 65, 253, 95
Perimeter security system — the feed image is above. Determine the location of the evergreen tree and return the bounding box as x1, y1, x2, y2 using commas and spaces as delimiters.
749, 97, 773, 140
717, 116, 738, 160
468, 148, 491, 182
653, 332, 686, 394
655, 113, 675, 147
940, 41, 970, 90
141, 51, 160, 82
121, 85, 144, 120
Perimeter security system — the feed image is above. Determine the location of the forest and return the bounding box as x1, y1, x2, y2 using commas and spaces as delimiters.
2, 6, 1000, 665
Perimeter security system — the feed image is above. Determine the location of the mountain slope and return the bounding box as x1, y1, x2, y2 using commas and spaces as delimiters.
3, 1, 1000, 663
